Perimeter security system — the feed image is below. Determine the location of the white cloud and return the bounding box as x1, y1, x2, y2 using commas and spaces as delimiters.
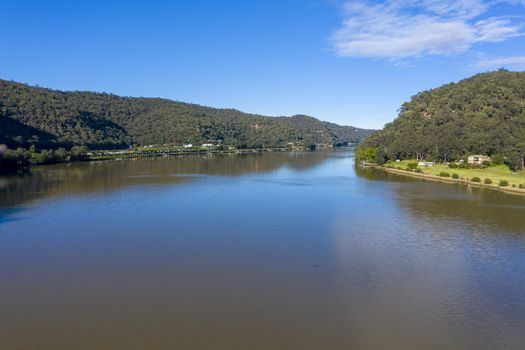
475, 17, 523, 42
471, 55, 525, 69
332, 0, 524, 59
421, 0, 488, 19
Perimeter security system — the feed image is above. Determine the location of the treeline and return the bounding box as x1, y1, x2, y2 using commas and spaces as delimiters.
359, 70, 525, 170
0, 145, 88, 170
0, 79, 374, 154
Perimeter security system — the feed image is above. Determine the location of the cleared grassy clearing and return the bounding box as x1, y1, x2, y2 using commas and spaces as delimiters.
386, 160, 525, 188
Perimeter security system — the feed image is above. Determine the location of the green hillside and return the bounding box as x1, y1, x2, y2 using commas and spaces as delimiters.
360, 70, 525, 170
0, 79, 373, 151
278, 115, 371, 146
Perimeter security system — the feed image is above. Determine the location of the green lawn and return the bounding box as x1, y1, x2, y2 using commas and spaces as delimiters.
386, 160, 525, 188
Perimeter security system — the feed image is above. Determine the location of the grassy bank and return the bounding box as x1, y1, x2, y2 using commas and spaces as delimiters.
380, 160, 525, 195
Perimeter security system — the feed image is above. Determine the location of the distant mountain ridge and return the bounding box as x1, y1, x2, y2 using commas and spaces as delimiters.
0, 79, 374, 150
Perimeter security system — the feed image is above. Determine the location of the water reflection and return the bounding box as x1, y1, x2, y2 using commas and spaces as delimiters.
0, 152, 329, 209
1, 151, 524, 350
328, 164, 525, 350
355, 166, 525, 233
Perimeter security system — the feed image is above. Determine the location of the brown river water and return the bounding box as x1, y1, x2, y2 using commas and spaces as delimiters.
1, 150, 524, 350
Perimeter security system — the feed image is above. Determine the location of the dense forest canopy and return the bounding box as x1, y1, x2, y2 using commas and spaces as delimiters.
360, 70, 525, 169
0, 79, 374, 151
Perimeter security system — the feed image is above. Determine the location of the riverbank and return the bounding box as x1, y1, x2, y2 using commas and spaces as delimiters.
86, 146, 298, 161
365, 163, 525, 196
0, 144, 333, 172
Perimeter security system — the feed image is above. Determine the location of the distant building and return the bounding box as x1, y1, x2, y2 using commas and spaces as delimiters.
183, 144, 193, 148
202, 143, 214, 148
418, 161, 435, 167
468, 155, 491, 165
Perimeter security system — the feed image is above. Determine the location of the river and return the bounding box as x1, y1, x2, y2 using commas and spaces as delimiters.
1, 150, 524, 350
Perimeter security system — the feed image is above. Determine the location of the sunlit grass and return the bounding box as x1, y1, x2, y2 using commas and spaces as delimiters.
386, 160, 525, 188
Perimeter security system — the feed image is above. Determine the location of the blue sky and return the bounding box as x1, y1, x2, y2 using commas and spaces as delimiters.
1, 0, 524, 129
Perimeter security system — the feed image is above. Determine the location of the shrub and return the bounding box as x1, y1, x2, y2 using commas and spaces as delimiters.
306, 144, 316, 151
414, 168, 423, 173
458, 163, 467, 168
356, 146, 377, 162
439, 172, 450, 178
70, 146, 89, 161
519, 184, 524, 189
484, 178, 492, 185
448, 163, 459, 168
491, 154, 505, 165
374, 148, 388, 165
471, 177, 481, 183
407, 163, 418, 170
482, 160, 491, 167
499, 180, 509, 187
505, 154, 522, 172
451, 173, 459, 179
512, 184, 516, 188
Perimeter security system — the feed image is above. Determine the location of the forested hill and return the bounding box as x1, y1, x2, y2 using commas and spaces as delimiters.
0, 79, 373, 150
277, 115, 370, 147
360, 70, 525, 169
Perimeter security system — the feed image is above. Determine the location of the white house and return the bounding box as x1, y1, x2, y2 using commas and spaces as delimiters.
468, 155, 491, 165
183, 144, 193, 148
418, 161, 435, 167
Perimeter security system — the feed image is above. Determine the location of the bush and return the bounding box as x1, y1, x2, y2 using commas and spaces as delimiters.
439, 172, 451, 178
491, 154, 505, 165
471, 177, 481, 183
407, 163, 418, 170
505, 153, 523, 172
70, 146, 89, 161
482, 160, 491, 167
519, 184, 524, 189
373, 148, 388, 165
484, 178, 492, 185
306, 144, 316, 151
458, 163, 467, 168
0, 147, 31, 168
499, 180, 509, 187
451, 173, 459, 179
356, 147, 377, 162
448, 163, 459, 168
414, 168, 423, 173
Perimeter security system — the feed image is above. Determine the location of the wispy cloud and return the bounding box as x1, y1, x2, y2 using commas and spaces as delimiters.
331, 0, 524, 59
471, 54, 525, 69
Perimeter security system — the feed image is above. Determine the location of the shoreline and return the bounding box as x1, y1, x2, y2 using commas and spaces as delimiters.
367, 164, 525, 196
1, 147, 345, 173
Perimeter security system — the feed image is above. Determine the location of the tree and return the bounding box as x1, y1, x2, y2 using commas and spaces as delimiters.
0, 79, 374, 151
70, 146, 88, 161
374, 148, 388, 164
506, 152, 523, 172
360, 70, 525, 171
356, 146, 378, 162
